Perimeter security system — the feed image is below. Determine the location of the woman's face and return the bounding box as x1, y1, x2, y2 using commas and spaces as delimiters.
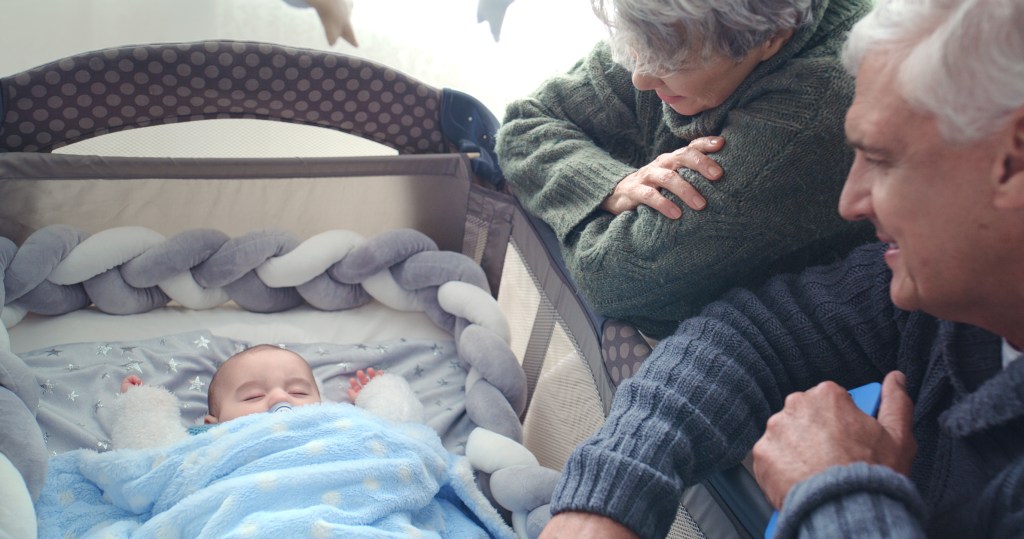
631, 34, 788, 116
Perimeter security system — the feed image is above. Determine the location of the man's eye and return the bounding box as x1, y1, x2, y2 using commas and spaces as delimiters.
857, 150, 888, 167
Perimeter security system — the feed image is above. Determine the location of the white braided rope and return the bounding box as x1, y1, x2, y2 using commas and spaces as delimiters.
255, 230, 363, 286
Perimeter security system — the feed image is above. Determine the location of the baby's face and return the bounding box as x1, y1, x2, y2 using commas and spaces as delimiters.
205, 348, 321, 424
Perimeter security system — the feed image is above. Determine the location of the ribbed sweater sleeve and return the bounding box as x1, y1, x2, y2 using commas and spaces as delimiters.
774, 463, 927, 538
970, 455, 1024, 537
550, 243, 903, 538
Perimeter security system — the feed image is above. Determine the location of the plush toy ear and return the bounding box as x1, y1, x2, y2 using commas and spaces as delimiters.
307, 0, 358, 47
281, 0, 357, 47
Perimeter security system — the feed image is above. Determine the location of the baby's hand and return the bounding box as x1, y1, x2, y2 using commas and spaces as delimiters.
347, 368, 382, 402
120, 375, 143, 393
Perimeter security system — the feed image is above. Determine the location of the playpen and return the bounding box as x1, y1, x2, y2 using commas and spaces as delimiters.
0, 41, 772, 538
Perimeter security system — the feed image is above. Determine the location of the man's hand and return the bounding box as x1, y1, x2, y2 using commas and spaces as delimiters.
601, 136, 725, 219
539, 512, 640, 539
752, 371, 917, 508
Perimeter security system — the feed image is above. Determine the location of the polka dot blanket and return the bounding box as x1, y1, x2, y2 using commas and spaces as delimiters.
35, 402, 515, 538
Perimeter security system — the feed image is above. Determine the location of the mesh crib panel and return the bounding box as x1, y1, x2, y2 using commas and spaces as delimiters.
497, 232, 711, 539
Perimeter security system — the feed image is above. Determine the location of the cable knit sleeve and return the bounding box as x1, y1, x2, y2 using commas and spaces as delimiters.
564, 53, 871, 338
497, 27, 873, 339
550, 243, 905, 538
495, 41, 647, 242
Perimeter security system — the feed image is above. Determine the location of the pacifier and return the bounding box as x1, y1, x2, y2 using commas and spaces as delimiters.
270, 402, 293, 413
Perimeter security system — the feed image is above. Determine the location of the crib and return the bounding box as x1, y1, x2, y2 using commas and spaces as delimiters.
0, 41, 771, 539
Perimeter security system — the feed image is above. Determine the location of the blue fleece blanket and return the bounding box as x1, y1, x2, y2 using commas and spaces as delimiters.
35, 403, 515, 539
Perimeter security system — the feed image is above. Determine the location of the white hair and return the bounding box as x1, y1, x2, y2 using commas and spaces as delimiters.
592, 0, 814, 75
842, 0, 1024, 144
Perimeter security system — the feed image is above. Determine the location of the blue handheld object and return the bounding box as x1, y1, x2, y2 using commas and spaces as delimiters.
848, 382, 882, 417
764, 382, 882, 538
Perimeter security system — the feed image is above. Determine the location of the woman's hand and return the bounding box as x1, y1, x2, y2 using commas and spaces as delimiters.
601, 136, 725, 218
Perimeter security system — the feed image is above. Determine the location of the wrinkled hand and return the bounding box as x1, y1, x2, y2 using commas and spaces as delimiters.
601, 136, 725, 219
752, 371, 917, 509
120, 375, 143, 393
539, 512, 640, 539
347, 368, 381, 402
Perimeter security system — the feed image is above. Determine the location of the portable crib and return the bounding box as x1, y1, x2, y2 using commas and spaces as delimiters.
0, 41, 771, 539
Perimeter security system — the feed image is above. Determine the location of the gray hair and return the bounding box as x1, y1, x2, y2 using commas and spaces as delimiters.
592, 0, 814, 75
842, 0, 1024, 144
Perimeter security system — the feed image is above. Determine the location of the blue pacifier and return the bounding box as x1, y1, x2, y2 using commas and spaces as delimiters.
270, 402, 293, 413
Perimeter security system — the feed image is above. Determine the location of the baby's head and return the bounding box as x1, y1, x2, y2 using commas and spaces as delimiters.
204, 344, 322, 424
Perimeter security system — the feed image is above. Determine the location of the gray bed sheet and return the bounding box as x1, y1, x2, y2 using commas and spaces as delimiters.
26, 329, 474, 455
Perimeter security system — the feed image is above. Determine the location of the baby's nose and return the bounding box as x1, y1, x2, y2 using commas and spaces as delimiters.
266, 387, 291, 404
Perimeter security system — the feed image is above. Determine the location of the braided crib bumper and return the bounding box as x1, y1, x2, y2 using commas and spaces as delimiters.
0, 226, 559, 537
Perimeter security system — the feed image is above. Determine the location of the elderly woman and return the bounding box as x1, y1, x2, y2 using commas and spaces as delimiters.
496, 0, 873, 339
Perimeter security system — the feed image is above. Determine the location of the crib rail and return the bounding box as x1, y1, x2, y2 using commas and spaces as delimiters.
1, 41, 446, 154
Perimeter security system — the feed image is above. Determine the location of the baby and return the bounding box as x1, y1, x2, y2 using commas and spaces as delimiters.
111, 344, 422, 448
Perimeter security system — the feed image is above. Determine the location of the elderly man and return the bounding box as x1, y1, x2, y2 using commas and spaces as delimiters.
540, 0, 1024, 537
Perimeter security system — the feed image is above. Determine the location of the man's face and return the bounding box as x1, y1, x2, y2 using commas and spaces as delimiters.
205, 348, 321, 424
838, 53, 1009, 319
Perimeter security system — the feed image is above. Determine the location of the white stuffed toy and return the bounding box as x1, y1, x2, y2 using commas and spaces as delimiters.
107, 380, 189, 450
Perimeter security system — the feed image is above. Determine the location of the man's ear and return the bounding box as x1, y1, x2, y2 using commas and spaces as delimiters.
204, 414, 219, 425
994, 110, 1024, 210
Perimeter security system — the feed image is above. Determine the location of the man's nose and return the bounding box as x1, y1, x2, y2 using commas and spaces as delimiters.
838, 162, 873, 222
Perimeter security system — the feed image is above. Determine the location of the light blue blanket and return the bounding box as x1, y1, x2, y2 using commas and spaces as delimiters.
35, 403, 516, 539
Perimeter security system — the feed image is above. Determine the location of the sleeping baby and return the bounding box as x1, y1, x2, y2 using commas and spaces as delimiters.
110, 343, 424, 448
38, 344, 516, 538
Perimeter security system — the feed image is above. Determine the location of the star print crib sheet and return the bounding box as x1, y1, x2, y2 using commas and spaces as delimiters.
22, 329, 482, 456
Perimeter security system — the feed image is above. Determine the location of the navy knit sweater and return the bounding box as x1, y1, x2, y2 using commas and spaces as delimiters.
551, 243, 1024, 538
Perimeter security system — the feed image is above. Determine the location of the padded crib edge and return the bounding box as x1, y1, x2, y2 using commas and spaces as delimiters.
0, 386, 47, 501
2, 224, 528, 445
0, 451, 37, 538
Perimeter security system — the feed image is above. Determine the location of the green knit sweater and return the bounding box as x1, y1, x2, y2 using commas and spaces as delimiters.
496, 0, 874, 338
